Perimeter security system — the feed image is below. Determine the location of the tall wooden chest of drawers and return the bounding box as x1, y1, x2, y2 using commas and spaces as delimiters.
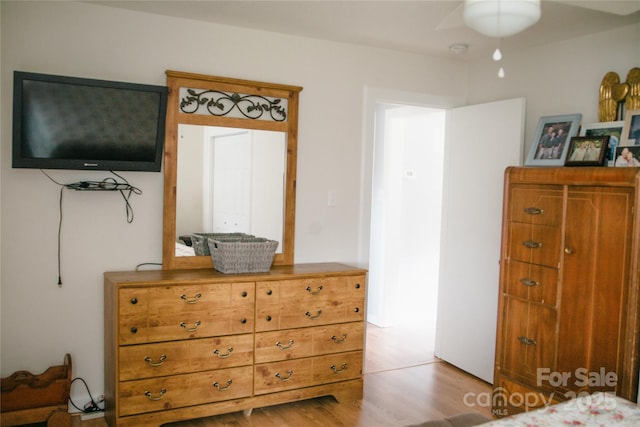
493, 167, 640, 417
104, 263, 366, 427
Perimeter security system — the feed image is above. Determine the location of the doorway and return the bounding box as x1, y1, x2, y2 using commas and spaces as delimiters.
364, 102, 446, 373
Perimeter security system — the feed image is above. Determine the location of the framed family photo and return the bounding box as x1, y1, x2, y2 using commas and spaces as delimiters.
614, 145, 640, 167
580, 120, 623, 166
564, 135, 609, 166
525, 114, 582, 166
621, 109, 640, 146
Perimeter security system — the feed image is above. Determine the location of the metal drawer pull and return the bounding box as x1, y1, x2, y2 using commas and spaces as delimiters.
144, 388, 166, 401
305, 310, 323, 320
522, 240, 542, 249
213, 347, 234, 359
180, 293, 202, 304
180, 320, 201, 332
518, 336, 537, 346
520, 278, 540, 287
276, 340, 295, 350
306, 285, 323, 295
331, 334, 348, 343
524, 207, 544, 215
144, 354, 167, 367
213, 379, 233, 391
331, 363, 348, 374
564, 247, 574, 255
275, 370, 294, 382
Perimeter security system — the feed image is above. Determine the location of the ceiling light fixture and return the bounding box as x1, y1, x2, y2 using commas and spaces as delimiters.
463, 0, 541, 38
464, 0, 540, 79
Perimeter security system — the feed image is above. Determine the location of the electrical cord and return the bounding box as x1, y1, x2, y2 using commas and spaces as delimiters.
69, 377, 104, 413
136, 262, 163, 270
40, 170, 143, 286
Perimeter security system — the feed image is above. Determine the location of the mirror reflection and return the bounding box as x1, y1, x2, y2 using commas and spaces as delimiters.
175, 124, 286, 257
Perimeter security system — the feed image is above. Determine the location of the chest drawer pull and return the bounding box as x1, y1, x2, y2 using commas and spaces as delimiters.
180, 293, 202, 304
305, 310, 323, 320
213, 348, 234, 359
276, 340, 295, 350
144, 354, 167, 367
144, 388, 166, 401
518, 336, 537, 346
522, 240, 542, 249
180, 320, 201, 332
331, 334, 348, 344
519, 278, 540, 287
331, 363, 348, 374
213, 379, 233, 391
275, 370, 294, 382
306, 285, 323, 295
524, 207, 544, 215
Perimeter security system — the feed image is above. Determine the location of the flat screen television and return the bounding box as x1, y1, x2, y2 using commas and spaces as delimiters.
12, 71, 168, 172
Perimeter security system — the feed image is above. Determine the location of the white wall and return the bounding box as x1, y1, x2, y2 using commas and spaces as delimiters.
466, 24, 640, 158
0, 0, 466, 406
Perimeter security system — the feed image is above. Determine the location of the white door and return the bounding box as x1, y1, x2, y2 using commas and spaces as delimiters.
435, 98, 525, 383
212, 132, 252, 232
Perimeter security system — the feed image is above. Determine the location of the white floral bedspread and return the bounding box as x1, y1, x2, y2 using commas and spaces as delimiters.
481, 393, 640, 426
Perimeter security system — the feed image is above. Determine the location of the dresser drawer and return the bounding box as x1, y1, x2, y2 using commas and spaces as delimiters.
118, 366, 253, 417
254, 359, 312, 395
499, 298, 557, 387
493, 375, 561, 418
508, 223, 561, 268
312, 323, 364, 355
255, 329, 314, 363
508, 186, 563, 226
344, 280, 366, 323
255, 275, 366, 331
118, 334, 254, 381
118, 282, 255, 344
254, 322, 364, 363
311, 351, 363, 385
503, 260, 558, 306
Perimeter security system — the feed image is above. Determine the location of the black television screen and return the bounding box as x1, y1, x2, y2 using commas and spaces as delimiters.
12, 71, 168, 172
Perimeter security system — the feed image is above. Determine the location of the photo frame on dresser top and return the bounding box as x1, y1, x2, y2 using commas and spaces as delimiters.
524, 114, 582, 166
580, 120, 623, 166
621, 109, 640, 146
564, 136, 609, 167
614, 145, 640, 167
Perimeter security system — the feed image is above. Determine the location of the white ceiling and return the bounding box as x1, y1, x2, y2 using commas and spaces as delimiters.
89, 0, 640, 61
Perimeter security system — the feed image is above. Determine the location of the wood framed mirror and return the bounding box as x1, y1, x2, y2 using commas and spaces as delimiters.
162, 70, 302, 269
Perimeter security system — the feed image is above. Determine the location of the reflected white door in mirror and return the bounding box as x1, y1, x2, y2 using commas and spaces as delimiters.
176, 125, 286, 257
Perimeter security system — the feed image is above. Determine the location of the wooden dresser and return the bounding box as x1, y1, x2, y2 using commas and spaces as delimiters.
493, 167, 640, 417
104, 263, 366, 427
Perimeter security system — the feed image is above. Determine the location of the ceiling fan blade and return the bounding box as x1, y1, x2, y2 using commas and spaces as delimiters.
435, 2, 465, 31
555, 0, 640, 16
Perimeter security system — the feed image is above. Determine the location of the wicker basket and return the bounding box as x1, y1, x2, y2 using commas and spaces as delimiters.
191, 232, 255, 256
208, 237, 278, 273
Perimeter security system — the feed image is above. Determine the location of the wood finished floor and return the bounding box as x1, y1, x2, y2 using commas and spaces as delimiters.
67, 323, 492, 427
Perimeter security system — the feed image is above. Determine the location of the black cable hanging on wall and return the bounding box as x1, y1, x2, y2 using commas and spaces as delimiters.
41, 170, 142, 286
